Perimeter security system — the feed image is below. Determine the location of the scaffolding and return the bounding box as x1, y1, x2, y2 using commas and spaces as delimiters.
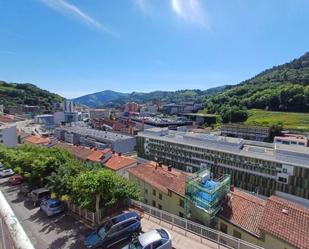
185, 168, 231, 218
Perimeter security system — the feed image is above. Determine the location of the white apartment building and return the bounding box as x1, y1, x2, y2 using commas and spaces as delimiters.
0, 124, 18, 148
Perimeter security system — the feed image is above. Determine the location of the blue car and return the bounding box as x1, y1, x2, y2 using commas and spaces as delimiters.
84, 211, 141, 249
40, 199, 65, 217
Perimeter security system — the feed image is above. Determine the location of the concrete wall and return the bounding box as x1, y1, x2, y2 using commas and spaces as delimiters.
112, 137, 136, 153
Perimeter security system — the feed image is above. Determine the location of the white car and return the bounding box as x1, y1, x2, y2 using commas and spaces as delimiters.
122, 229, 172, 249
0, 169, 15, 178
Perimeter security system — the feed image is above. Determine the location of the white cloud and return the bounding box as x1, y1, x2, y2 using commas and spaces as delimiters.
37, 0, 109, 32
170, 0, 208, 28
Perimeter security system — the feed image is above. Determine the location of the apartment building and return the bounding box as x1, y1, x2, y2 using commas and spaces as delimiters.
0, 124, 18, 148
136, 128, 309, 199
124, 102, 139, 113
221, 124, 270, 141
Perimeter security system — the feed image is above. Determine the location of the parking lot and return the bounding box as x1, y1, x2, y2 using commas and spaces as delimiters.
0, 177, 131, 249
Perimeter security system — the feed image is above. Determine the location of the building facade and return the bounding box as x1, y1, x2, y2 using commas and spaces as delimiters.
55, 126, 136, 153
136, 128, 309, 200
0, 124, 18, 148
124, 102, 139, 113
220, 124, 270, 142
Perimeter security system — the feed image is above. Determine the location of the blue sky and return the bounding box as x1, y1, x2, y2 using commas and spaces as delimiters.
0, 0, 309, 98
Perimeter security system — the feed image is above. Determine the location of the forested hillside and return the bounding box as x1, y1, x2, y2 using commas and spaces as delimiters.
204, 52, 309, 123
0, 81, 64, 111
74, 86, 228, 108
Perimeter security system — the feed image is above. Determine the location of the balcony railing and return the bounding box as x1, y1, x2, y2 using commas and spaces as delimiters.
128, 199, 264, 249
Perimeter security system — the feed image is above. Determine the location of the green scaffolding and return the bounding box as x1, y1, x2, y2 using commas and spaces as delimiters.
185, 168, 231, 217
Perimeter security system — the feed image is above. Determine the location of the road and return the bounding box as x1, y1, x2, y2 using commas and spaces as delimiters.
0, 177, 94, 249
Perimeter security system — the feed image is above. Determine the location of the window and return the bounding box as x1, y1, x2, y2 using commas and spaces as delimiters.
179, 212, 184, 218
179, 199, 184, 208
145, 189, 148, 194
233, 230, 241, 239
158, 204, 162, 210
151, 240, 163, 249
278, 177, 287, 183
220, 222, 228, 233
153, 189, 156, 196
145, 199, 148, 204
159, 193, 162, 200
152, 200, 156, 207
282, 168, 287, 173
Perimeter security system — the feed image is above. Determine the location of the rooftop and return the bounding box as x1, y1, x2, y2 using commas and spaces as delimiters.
57, 126, 133, 141
55, 142, 109, 163
128, 162, 187, 196
219, 189, 266, 237
259, 196, 309, 249
105, 155, 137, 171
24, 135, 51, 145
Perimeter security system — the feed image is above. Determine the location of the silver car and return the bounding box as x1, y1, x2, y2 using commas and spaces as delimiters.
122, 229, 172, 249
0, 169, 14, 178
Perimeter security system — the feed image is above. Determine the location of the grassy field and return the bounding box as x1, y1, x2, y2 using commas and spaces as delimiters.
245, 109, 309, 132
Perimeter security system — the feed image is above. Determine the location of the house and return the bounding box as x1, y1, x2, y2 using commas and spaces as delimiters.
218, 189, 309, 249
128, 162, 187, 217
104, 155, 137, 178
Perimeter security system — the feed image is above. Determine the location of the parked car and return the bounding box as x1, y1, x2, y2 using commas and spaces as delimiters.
84, 211, 141, 249
40, 199, 65, 217
122, 229, 172, 249
0, 169, 14, 178
9, 175, 24, 185
20, 183, 37, 196
29, 188, 51, 206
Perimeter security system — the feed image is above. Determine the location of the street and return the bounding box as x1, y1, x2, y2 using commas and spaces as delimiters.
0, 177, 129, 249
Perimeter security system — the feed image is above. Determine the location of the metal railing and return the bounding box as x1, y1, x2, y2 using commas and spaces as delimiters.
129, 199, 264, 249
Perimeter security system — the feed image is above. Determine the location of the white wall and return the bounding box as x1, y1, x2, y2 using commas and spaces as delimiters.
0, 125, 18, 148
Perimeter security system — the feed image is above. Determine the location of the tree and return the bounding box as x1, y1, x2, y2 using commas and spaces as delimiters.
71, 169, 139, 221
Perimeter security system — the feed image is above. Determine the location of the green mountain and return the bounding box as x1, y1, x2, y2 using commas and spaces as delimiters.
204, 52, 309, 123
73, 86, 228, 108
0, 81, 64, 112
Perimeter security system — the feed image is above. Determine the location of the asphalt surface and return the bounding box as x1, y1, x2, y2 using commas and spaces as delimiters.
0, 177, 129, 249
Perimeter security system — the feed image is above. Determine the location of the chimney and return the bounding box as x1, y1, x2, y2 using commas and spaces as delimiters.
168, 166, 172, 172
230, 185, 234, 192
158, 162, 162, 167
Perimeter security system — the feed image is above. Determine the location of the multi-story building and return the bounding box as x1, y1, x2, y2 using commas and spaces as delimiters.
220, 124, 270, 142
55, 126, 136, 153
64, 100, 75, 113
0, 124, 18, 148
137, 128, 309, 199
124, 102, 139, 113
34, 114, 55, 128
274, 135, 308, 147
89, 109, 110, 120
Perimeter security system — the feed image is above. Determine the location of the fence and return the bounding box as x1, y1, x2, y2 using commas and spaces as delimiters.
67, 202, 96, 225
128, 199, 264, 249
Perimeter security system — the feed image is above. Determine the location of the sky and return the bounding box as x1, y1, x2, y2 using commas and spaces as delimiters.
0, 0, 309, 98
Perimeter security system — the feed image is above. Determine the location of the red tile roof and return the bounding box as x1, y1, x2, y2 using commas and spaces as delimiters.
24, 135, 51, 145
86, 150, 105, 162
105, 155, 137, 171
128, 163, 186, 196
219, 189, 266, 237
0, 115, 15, 123
56, 143, 93, 160
259, 196, 309, 249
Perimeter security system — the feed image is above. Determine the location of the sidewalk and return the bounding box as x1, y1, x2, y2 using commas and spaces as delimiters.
141, 214, 227, 249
